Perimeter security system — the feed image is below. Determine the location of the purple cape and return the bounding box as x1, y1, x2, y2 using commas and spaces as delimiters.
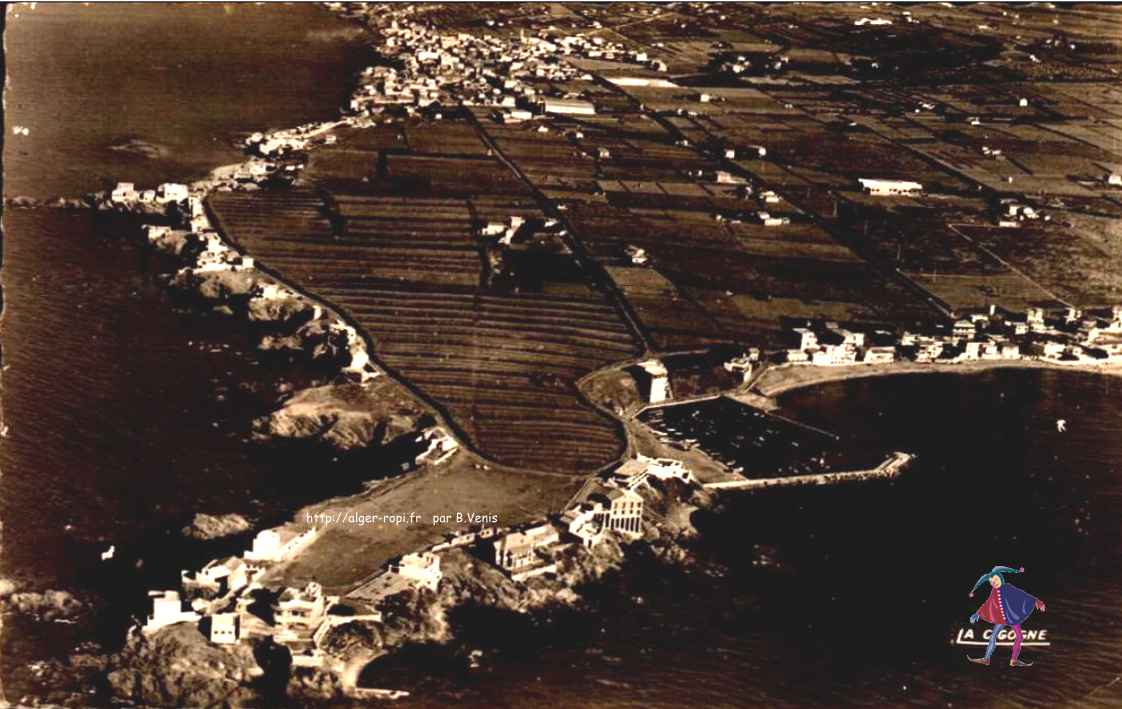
997, 582, 1039, 625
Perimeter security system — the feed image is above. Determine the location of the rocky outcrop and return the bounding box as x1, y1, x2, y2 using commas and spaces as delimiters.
247, 290, 315, 327
106, 625, 262, 707
147, 228, 201, 259
2, 588, 83, 621
581, 368, 643, 417
257, 317, 351, 367
173, 267, 259, 303
181, 512, 253, 541
256, 379, 429, 451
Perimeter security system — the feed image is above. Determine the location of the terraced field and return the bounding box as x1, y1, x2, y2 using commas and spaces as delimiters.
208, 188, 642, 474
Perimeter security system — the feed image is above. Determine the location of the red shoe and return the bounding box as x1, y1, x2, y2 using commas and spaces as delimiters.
968, 656, 990, 666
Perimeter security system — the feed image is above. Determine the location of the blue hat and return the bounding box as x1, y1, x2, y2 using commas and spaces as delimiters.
970, 565, 1024, 595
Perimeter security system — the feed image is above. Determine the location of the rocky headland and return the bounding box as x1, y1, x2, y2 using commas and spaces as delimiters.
181, 513, 254, 542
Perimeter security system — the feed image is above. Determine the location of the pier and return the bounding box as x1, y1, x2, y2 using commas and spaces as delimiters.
703, 451, 914, 491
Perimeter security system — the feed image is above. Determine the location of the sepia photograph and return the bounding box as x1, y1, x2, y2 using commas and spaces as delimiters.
1, 1, 1121, 706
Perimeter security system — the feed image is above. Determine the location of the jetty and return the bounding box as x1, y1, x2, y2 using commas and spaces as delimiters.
703, 451, 914, 491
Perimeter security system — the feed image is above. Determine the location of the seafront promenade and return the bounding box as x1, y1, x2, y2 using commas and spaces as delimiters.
751, 359, 1122, 399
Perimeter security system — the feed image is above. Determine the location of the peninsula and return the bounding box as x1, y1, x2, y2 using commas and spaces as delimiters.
21, 2, 1122, 705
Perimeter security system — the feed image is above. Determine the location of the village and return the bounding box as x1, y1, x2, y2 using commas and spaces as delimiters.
768, 301, 1122, 371
85, 2, 1122, 702
135, 449, 700, 694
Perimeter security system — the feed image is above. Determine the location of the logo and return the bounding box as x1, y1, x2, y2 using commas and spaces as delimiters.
952, 626, 1051, 648
960, 565, 1048, 668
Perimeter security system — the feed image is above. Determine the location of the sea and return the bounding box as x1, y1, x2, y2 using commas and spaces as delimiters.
638, 396, 886, 477
1, 3, 378, 702
3, 5, 1121, 709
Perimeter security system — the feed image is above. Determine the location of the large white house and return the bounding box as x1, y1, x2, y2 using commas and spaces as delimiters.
143, 590, 200, 634
858, 178, 923, 196
541, 98, 596, 116
390, 552, 443, 592
244, 527, 319, 563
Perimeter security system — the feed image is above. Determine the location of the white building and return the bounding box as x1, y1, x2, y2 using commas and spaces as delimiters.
143, 590, 200, 634
1026, 307, 1047, 330
209, 613, 240, 645
590, 487, 644, 538
786, 349, 810, 364
862, 346, 897, 364
637, 359, 672, 403
792, 327, 818, 351
390, 552, 442, 592
244, 527, 319, 563
828, 325, 866, 348
812, 344, 858, 366
415, 426, 459, 466
157, 183, 189, 203
723, 353, 755, 384
561, 505, 604, 548
541, 98, 595, 116
110, 182, 137, 203
606, 76, 679, 89
274, 582, 328, 632
182, 556, 252, 597
858, 178, 923, 196
913, 339, 945, 362
953, 319, 976, 339
145, 225, 172, 244
493, 524, 560, 575
643, 456, 695, 484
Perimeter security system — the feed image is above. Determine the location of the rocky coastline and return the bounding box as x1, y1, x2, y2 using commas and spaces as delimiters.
2, 6, 784, 705
15, 3, 1099, 706
16, 473, 709, 707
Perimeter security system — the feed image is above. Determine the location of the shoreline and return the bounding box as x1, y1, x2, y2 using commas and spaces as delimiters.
15, 3, 1122, 707
750, 359, 1122, 400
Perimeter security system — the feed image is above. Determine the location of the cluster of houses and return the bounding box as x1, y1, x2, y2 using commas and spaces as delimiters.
342, 7, 654, 122
109, 181, 190, 207
483, 453, 700, 580
146, 526, 321, 639
244, 120, 342, 159
781, 323, 897, 366
780, 305, 1122, 368
143, 446, 689, 664
146, 523, 408, 670
109, 175, 393, 390
486, 477, 648, 580
622, 304, 1122, 413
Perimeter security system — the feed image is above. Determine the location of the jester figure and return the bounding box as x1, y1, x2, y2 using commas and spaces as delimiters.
967, 565, 1046, 667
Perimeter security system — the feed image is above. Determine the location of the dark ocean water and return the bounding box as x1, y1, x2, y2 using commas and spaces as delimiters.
3, 2, 372, 200
378, 370, 1122, 709
639, 396, 884, 477
0, 3, 376, 702
3, 5, 1121, 709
